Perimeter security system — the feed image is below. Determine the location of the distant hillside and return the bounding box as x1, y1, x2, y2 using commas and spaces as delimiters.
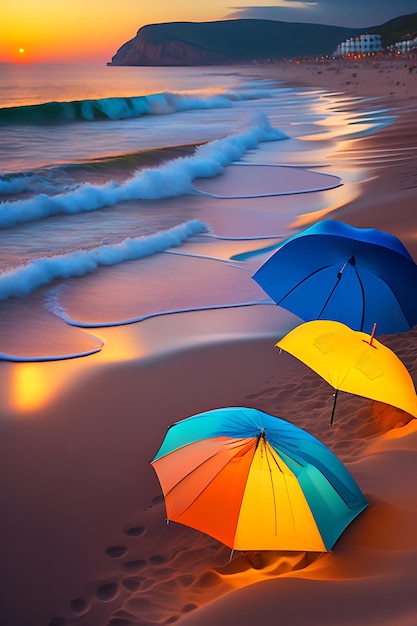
367, 12, 417, 46
109, 14, 417, 66
109, 19, 362, 66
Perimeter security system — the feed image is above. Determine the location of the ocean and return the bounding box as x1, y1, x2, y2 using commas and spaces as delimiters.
0, 62, 394, 362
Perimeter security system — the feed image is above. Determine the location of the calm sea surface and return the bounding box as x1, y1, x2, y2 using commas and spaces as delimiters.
0, 62, 394, 360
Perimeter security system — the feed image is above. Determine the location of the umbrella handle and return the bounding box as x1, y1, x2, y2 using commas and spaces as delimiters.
369, 323, 377, 346
330, 389, 339, 426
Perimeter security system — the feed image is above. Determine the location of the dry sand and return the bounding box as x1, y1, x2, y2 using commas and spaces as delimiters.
1, 55, 417, 626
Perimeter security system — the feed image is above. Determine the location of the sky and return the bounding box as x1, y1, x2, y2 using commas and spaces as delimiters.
2, 0, 416, 64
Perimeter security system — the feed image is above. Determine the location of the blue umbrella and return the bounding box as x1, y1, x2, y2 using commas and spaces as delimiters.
252, 220, 417, 336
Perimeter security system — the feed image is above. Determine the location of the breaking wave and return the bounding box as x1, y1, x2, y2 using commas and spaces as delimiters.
0, 85, 277, 125
0, 112, 287, 227
0, 220, 209, 300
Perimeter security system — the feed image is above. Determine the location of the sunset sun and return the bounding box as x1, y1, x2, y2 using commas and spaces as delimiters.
19, 48, 25, 54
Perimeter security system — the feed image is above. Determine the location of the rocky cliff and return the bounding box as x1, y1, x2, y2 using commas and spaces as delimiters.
108, 19, 362, 66
110, 35, 231, 66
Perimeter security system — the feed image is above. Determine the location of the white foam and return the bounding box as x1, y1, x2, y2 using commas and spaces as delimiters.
0, 112, 287, 227
0, 220, 209, 300
0, 175, 36, 195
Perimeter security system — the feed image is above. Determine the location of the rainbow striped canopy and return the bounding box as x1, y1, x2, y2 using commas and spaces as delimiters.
151, 407, 368, 552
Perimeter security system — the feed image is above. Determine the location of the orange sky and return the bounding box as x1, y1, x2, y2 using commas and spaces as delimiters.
2, 1, 231, 64
3, 1, 415, 64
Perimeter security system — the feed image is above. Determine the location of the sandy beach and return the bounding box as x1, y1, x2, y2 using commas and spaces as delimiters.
2, 55, 417, 626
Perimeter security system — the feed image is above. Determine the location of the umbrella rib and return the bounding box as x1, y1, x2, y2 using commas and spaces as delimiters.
318, 276, 342, 319
318, 256, 355, 319
264, 443, 278, 536
162, 449, 220, 497
354, 267, 412, 331
265, 444, 298, 538
276, 265, 332, 307
163, 440, 250, 497
164, 438, 257, 517
353, 266, 366, 331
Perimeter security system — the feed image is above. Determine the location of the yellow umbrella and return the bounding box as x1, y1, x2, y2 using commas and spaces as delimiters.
276, 320, 417, 424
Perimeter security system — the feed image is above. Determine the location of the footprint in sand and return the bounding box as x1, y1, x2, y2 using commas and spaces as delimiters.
50, 523, 148, 624
143, 494, 165, 510
148, 554, 168, 565
122, 559, 147, 572
123, 525, 146, 537
69, 597, 90, 615
48, 594, 90, 622
105, 545, 128, 558
96, 582, 119, 602
121, 576, 145, 592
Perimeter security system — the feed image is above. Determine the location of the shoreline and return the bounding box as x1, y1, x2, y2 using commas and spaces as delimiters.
267, 56, 417, 257
1, 57, 417, 626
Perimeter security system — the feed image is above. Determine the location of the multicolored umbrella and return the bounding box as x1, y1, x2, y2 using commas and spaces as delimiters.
252, 219, 417, 336
276, 319, 417, 424
151, 407, 368, 552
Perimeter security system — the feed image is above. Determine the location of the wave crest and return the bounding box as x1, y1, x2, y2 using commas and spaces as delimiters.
0, 113, 287, 228
0, 220, 209, 300
0, 85, 276, 125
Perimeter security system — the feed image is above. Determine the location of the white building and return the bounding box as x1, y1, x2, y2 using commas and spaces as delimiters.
334, 33, 383, 57
388, 36, 417, 53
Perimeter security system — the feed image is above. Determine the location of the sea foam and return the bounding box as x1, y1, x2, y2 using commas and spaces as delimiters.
0, 220, 209, 300
0, 175, 37, 196
0, 112, 287, 228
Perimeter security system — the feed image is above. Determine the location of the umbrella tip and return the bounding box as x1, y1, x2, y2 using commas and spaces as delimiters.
256, 428, 266, 448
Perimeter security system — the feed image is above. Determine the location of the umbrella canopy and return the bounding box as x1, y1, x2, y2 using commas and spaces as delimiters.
151, 407, 368, 552
276, 320, 417, 423
252, 219, 417, 336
